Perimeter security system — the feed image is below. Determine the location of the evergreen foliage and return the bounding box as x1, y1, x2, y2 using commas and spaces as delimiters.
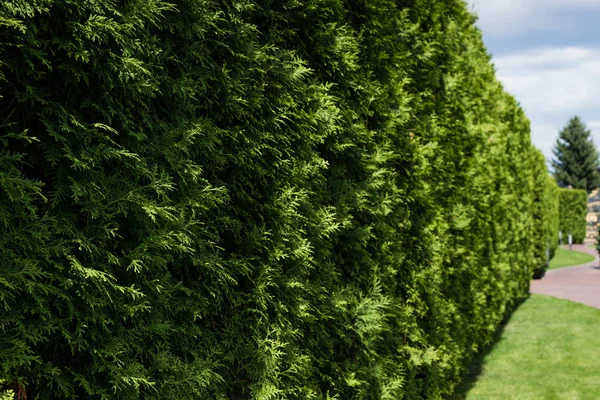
0, 381, 14, 400
552, 116, 600, 193
531, 150, 560, 278
0, 0, 556, 398
0, 390, 13, 400
546, 177, 561, 258
559, 189, 588, 244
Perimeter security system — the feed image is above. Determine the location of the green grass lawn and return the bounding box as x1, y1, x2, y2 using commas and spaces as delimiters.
458, 295, 600, 400
548, 247, 595, 270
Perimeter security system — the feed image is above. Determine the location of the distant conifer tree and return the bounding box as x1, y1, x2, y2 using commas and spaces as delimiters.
552, 116, 600, 193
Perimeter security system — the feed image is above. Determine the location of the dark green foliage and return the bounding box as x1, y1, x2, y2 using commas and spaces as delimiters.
552, 116, 600, 193
0, 0, 553, 398
531, 150, 560, 278
559, 189, 588, 244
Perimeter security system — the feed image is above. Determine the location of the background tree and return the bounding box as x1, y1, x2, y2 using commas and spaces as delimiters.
552, 116, 600, 192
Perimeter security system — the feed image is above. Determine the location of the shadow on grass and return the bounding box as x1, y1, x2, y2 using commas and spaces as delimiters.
450, 294, 529, 400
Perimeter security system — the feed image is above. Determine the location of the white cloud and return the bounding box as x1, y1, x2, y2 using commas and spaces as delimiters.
468, 0, 600, 37
493, 47, 593, 71
466, 0, 600, 162
490, 46, 600, 159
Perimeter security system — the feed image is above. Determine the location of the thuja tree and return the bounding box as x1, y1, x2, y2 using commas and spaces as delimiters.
0, 0, 553, 398
1, 0, 325, 397
531, 149, 560, 278
559, 188, 588, 244
546, 176, 561, 258
552, 116, 600, 193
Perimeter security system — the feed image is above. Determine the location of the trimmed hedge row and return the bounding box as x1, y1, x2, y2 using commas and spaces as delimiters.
559, 188, 588, 244
531, 149, 560, 278
0, 0, 553, 398
546, 177, 561, 258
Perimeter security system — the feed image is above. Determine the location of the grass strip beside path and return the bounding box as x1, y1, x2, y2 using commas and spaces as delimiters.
461, 294, 600, 400
548, 247, 594, 270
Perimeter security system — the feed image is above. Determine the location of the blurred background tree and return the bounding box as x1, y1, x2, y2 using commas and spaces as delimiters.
552, 116, 600, 193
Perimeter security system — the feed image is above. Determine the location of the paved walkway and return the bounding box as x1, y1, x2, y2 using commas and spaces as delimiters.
530, 244, 600, 309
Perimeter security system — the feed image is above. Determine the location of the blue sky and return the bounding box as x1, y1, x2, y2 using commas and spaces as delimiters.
468, 0, 600, 162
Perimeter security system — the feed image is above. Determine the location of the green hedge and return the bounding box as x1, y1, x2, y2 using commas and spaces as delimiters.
531, 150, 560, 278
0, 0, 551, 398
546, 177, 561, 258
559, 189, 588, 244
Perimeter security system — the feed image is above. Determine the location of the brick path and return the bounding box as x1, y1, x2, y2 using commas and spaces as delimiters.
530, 244, 600, 309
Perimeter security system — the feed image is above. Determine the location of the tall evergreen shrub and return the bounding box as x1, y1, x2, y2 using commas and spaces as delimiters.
0, 0, 556, 398
531, 149, 560, 278
558, 189, 588, 244
546, 176, 561, 257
